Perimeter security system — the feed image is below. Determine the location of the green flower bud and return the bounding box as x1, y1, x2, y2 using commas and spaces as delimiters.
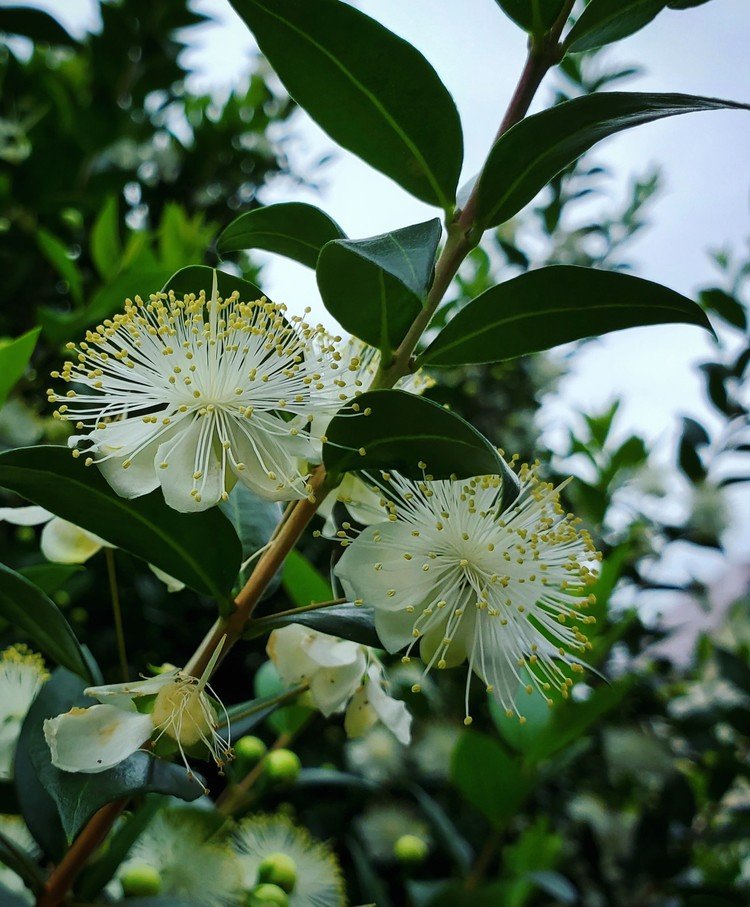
235, 734, 267, 766
264, 748, 301, 785
120, 864, 162, 897
394, 834, 429, 864
257, 852, 297, 892
246, 882, 289, 907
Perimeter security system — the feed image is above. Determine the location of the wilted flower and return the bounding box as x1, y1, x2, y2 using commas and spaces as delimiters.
334, 464, 600, 721
0, 645, 48, 780
267, 624, 411, 744
117, 808, 242, 906
44, 654, 230, 784
233, 814, 345, 907
0, 815, 39, 903
49, 273, 348, 512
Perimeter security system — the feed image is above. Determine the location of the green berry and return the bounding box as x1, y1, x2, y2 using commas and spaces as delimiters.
235, 735, 267, 765
394, 834, 429, 864
257, 852, 297, 892
120, 864, 162, 897
264, 748, 301, 785
246, 882, 289, 907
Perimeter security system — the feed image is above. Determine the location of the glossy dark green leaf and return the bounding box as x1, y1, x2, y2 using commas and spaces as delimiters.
217, 202, 345, 268
323, 390, 517, 501
0, 446, 242, 604
13, 719, 66, 859
18, 670, 202, 841
419, 266, 714, 366
493, 0, 567, 32
474, 92, 750, 228
700, 288, 747, 330
162, 265, 264, 302
220, 483, 282, 597
451, 731, 532, 827
0, 327, 40, 408
0, 562, 93, 682
0, 6, 76, 45
317, 219, 442, 354
667, 0, 712, 6
565, 0, 667, 53
248, 603, 380, 648
229, 0, 463, 207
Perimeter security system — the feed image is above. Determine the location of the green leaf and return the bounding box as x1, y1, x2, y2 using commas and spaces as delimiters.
36, 229, 83, 305
253, 661, 313, 735
229, 0, 463, 207
700, 288, 747, 331
410, 784, 473, 874
0, 327, 40, 408
323, 390, 518, 503
451, 731, 532, 828
0, 562, 93, 682
217, 202, 345, 268
0, 447, 242, 605
0, 824, 44, 895
0, 6, 76, 45
162, 265, 264, 302
249, 602, 380, 648
18, 669, 202, 841
419, 266, 714, 366
317, 219, 442, 354
90, 197, 122, 279
19, 563, 83, 596
493, 0, 567, 32
474, 92, 750, 228
220, 483, 282, 597
565, 0, 667, 53
281, 549, 334, 606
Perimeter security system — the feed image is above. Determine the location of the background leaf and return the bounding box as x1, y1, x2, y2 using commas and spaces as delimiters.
0, 6, 76, 45
474, 92, 749, 228
248, 602, 380, 648
317, 219, 442, 353
281, 549, 333, 606
0, 447, 242, 604
0, 562, 93, 681
419, 266, 714, 366
229, 0, 463, 207
217, 202, 345, 268
0, 327, 40, 408
493, 0, 568, 32
565, 0, 667, 52
162, 265, 264, 301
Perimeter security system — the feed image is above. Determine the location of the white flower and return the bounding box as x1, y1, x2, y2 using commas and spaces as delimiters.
0, 646, 48, 780
233, 814, 345, 907
117, 808, 242, 906
334, 464, 600, 722
0, 814, 39, 903
44, 654, 230, 784
267, 624, 411, 744
48, 272, 347, 512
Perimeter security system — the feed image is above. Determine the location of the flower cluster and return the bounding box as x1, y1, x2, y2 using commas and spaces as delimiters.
267, 624, 412, 744
334, 463, 600, 721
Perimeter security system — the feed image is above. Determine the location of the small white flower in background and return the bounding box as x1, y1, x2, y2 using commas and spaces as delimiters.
44, 653, 230, 784
267, 624, 411, 744
334, 463, 601, 723
0, 814, 39, 903
0, 504, 184, 591
233, 814, 345, 907
48, 272, 348, 512
116, 808, 242, 906
0, 645, 48, 780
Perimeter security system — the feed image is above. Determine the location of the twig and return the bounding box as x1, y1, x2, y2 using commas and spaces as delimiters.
104, 549, 128, 683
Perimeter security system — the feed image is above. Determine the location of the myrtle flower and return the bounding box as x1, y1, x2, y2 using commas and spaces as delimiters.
48, 272, 348, 512
116, 808, 242, 906
0, 646, 48, 780
267, 624, 411, 744
0, 815, 39, 903
334, 464, 600, 722
44, 653, 230, 784
233, 814, 345, 907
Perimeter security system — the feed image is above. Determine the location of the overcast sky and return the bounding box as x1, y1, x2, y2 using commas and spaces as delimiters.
43, 0, 750, 451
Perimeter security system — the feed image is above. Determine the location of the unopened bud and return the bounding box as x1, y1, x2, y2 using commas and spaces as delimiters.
121, 864, 162, 897
394, 834, 429, 865
264, 749, 301, 785
257, 852, 297, 892
235, 735, 267, 766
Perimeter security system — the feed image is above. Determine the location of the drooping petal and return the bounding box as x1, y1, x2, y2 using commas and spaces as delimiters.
40, 518, 110, 564
92, 419, 165, 499
0, 505, 52, 526
374, 607, 421, 654
309, 651, 367, 716
267, 625, 324, 686
226, 415, 309, 503
148, 564, 186, 592
363, 667, 412, 745
85, 671, 178, 710
156, 417, 224, 513
44, 704, 154, 773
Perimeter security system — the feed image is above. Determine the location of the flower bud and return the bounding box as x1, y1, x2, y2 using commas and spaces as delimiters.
120, 864, 162, 897
264, 748, 301, 785
393, 834, 429, 865
246, 882, 289, 907
257, 852, 297, 892
235, 735, 267, 766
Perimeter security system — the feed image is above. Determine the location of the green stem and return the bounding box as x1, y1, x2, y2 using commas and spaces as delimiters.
104, 549, 128, 682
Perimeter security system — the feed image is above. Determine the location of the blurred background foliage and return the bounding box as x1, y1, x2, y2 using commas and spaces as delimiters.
1, 2, 749, 906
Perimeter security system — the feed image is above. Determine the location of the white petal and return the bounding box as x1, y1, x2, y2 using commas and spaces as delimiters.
226, 415, 309, 502
93, 419, 164, 499
85, 671, 178, 709
0, 719, 20, 780
40, 518, 107, 564
309, 650, 366, 716
156, 417, 224, 513
343, 686, 377, 739
148, 564, 186, 592
267, 626, 323, 686
0, 505, 52, 526
364, 667, 412, 745
44, 705, 153, 773
374, 607, 419, 654
303, 632, 362, 669
419, 607, 475, 669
